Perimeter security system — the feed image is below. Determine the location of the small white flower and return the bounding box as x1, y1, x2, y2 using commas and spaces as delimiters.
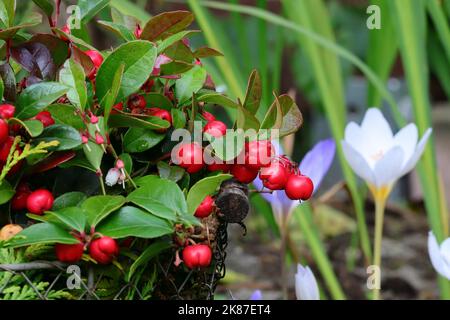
342, 108, 432, 189
105, 167, 120, 187
295, 264, 320, 300
428, 231, 450, 280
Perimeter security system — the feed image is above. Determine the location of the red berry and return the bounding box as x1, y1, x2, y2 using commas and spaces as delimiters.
203, 120, 227, 138
284, 174, 314, 201
111, 102, 123, 115
182, 244, 212, 269
127, 94, 146, 109
195, 195, 214, 218
89, 236, 119, 264
230, 164, 259, 184
55, 241, 84, 263
85, 50, 103, 69
175, 143, 204, 174
0, 119, 8, 144
147, 108, 172, 132
11, 184, 31, 211
35, 111, 55, 127
245, 140, 274, 170
26, 189, 54, 215
207, 160, 230, 173
259, 162, 289, 190
202, 111, 216, 122
0, 104, 15, 119
0, 136, 14, 162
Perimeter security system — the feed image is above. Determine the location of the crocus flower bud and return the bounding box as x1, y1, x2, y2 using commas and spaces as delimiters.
105, 168, 120, 187
295, 264, 320, 300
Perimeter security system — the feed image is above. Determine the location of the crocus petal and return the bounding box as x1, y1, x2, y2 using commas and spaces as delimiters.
400, 128, 432, 176
392, 123, 418, 168
249, 290, 262, 300
373, 146, 404, 187
428, 231, 450, 280
341, 141, 376, 185
300, 139, 336, 194
295, 265, 320, 300
360, 108, 394, 154
344, 122, 370, 159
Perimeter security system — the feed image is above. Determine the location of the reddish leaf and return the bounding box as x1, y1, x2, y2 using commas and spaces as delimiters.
11, 42, 55, 80
193, 47, 224, 58
140, 11, 194, 41
72, 46, 95, 77
28, 34, 70, 68
28, 151, 76, 174
0, 62, 16, 101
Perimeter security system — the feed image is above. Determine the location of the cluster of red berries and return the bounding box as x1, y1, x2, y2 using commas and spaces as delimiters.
55, 235, 119, 265
11, 183, 54, 215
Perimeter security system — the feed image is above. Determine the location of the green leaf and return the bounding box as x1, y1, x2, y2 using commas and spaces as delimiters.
141, 11, 194, 41
142, 93, 173, 109
207, 131, 245, 161
53, 28, 97, 51
0, 12, 42, 40
109, 0, 150, 23
243, 70, 262, 114
8, 118, 43, 137
108, 113, 170, 131
0, 180, 14, 205
47, 104, 84, 130
128, 175, 188, 220
53, 192, 87, 211
160, 61, 194, 75
96, 206, 173, 239
236, 103, 260, 130
83, 142, 103, 170
187, 174, 232, 214
97, 20, 135, 41
0, 77, 3, 100
4, 223, 79, 248
32, 0, 54, 18
79, 0, 110, 23
126, 241, 171, 282
0, 0, 11, 27
123, 128, 165, 153
197, 93, 240, 109
59, 59, 87, 110
16, 82, 69, 119
157, 161, 185, 182
96, 40, 157, 103
102, 63, 124, 126
33, 124, 82, 151
260, 94, 303, 138
46, 207, 87, 233
175, 65, 207, 104
171, 108, 186, 129
119, 153, 133, 174
164, 41, 194, 63
157, 30, 199, 54
82, 195, 126, 228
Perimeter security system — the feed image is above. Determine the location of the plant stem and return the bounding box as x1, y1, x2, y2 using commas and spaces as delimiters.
98, 173, 106, 195
372, 192, 387, 300
279, 216, 289, 300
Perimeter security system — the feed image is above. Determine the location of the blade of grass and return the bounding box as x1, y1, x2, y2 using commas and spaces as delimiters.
295, 204, 346, 300
389, 0, 450, 299
229, 0, 252, 75
427, 0, 450, 63
366, 0, 397, 107
257, 0, 269, 108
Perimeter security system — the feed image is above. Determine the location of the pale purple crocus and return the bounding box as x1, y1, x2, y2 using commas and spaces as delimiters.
249, 290, 262, 300
253, 139, 336, 222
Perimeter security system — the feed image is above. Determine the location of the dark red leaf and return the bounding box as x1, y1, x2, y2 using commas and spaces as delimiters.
28, 151, 76, 174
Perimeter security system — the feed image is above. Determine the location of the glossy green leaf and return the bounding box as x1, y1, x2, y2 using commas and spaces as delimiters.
82, 195, 126, 227
108, 113, 170, 131
175, 65, 207, 104
4, 223, 79, 248
33, 124, 82, 151
8, 118, 44, 137
46, 207, 87, 233
187, 174, 232, 214
119, 153, 133, 175
79, 0, 110, 23
171, 108, 186, 129
157, 30, 200, 53
97, 20, 135, 41
236, 103, 260, 130
102, 63, 124, 126
141, 11, 194, 41
96, 206, 173, 239
53, 192, 87, 211
142, 93, 173, 109
128, 175, 188, 220
193, 46, 224, 58
96, 40, 157, 103
197, 92, 240, 109
157, 161, 185, 182
32, 0, 54, 18
16, 82, 69, 119
243, 69, 262, 114
47, 104, 84, 130
0, 12, 42, 40
0, 180, 14, 205
123, 128, 165, 153
59, 59, 87, 110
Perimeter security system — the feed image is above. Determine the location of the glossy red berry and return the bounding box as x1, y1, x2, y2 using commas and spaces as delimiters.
0, 119, 8, 144
202, 111, 216, 122
0, 104, 15, 119
111, 102, 123, 115
0, 136, 14, 162
55, 241, 84, 263
207, 161, 230, 173
230, 164, 259, 184
11, 183, 31, 211
285, 174, 314, 201
127, 94, 146, 110
259, 162, 289, 190
26, 189, 54, 215
203, 120, 227, 138
175, 143, 204, 174
182, 244, 212, 269
89, 236, 119, 264
245, 140, 274, 170
195, 195, 214, 218
148, 108, 172, 124
35, 111, 55, 127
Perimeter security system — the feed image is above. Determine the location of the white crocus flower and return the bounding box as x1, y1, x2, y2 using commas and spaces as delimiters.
295, 264, 320, 300
342, 108, 432, 194
428, 231, 450, 280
